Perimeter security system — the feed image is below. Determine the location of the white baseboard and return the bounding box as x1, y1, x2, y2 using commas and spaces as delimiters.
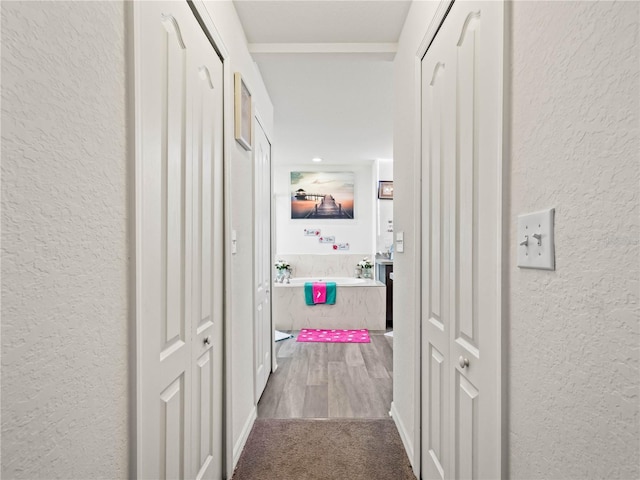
232, 406, 257, 469
390, 402, 416, 472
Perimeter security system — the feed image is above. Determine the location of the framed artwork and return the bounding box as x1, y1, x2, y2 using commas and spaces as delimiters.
290, 171, 355, 219
234, 72, 252, 150
378, 181, 393, 199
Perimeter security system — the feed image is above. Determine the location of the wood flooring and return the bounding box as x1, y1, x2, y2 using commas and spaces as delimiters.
257, 331, 393, 419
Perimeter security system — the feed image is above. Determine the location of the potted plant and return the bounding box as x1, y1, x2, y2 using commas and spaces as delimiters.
357, 257, 373, 279
274, 259, 292, 283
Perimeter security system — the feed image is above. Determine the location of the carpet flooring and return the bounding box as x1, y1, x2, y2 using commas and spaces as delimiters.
231, 418, 415, 480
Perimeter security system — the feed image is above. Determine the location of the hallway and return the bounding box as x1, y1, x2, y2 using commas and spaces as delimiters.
235, 332, 401, 478
1, 1, 638, 479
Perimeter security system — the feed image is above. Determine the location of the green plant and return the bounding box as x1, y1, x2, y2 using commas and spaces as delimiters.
357, 257, 373, 269
274, 259, 291, 271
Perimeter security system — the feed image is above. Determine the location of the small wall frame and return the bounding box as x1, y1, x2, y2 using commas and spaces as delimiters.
234, 72, 252, 150
378, 181, 394, 199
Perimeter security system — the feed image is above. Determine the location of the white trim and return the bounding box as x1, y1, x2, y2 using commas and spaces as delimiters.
411, 52, 423, 480
390, 402, 415, 471
498, 1, 509, 476
125, 2, 137, 477
189, 1, 230, 60
233, 406, 257, 469
416, 0, 454, 58
248, 42, 397, 54
132, 2, 144, 477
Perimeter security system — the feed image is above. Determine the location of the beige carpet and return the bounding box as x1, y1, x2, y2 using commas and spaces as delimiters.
231, 418, 416, 480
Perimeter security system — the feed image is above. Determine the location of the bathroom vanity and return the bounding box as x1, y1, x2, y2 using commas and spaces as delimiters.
375, 256, 393, 327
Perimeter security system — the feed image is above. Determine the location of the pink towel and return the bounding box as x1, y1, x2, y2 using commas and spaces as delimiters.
312, 282, 327, 304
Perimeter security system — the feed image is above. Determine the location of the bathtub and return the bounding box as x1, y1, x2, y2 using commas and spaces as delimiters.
285, 277, 368, 286
273, 276, 386, 331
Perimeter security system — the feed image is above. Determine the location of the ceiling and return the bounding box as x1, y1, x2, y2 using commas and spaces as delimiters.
233, 1, 412, 165
234, 1, 412, 44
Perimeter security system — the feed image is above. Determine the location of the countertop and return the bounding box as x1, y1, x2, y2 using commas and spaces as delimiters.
375, 255, 393, 266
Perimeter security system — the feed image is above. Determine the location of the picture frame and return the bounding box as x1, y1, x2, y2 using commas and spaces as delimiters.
378, 180, 394, 200
290, 171, 355, 219
234, 72, 252, 150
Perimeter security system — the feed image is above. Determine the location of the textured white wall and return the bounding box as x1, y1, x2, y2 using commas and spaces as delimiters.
201, 0, 275, 469
508, 2, 639, 478
274, 163, 375, 256
1, 2, 130, 478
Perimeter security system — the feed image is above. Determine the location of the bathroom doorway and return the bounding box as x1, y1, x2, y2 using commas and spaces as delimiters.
234, 0, 402, 422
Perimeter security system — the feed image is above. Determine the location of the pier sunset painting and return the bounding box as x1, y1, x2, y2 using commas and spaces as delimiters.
290, 171, 355, 219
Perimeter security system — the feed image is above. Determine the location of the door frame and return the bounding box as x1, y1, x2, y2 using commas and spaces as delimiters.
132, 1, 234, 477
413, 0, 508, 476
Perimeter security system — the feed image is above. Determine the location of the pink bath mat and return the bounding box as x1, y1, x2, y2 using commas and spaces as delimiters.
297, 329, 371, 343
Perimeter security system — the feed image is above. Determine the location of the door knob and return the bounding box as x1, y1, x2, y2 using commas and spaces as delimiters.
203, 336, 211, 346
459, 356, 469, 369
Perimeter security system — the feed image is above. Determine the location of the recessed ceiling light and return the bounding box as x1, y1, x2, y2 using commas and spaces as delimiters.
312, 157, 323, 162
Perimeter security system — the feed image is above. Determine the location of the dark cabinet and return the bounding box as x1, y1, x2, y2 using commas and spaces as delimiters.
376, 262, 393, 327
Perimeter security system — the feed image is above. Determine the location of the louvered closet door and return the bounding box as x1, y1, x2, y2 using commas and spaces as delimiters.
421, 2, 504, 479
136, 2, 224, 478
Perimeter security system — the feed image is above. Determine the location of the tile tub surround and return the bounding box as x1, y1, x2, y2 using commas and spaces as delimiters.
273, 279, 386, 331
274, 254, 374, 278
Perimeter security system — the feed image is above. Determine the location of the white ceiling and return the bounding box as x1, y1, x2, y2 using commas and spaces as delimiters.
234, 1, 412, 44
233, 1, 411, 165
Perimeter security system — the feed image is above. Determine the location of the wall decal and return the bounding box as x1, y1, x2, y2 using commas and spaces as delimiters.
319, 236, 335, 244
291, 171, 354, 219
304, 228, 321, 236
332, 243, 350, 251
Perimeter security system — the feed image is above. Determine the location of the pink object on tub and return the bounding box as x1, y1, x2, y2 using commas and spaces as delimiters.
312, 282, 327, 304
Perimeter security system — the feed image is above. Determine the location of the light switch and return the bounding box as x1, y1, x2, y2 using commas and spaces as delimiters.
517, 208, 555, 270
396, 232, 404, 253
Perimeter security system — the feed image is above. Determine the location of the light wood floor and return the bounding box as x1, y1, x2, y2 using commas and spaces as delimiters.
257, 331, 393, 419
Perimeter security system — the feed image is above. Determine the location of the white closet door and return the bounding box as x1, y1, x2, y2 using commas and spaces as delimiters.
421, 17, 456, 479
421, 2, 504, 479
189, 22, 224, 480
254, 120, 272, 401
135, 2, 224, 478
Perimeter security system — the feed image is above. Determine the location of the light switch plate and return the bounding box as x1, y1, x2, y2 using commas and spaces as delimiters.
517, 208, 555, 270
231, 229, 237, 255
396, 232, 404, 253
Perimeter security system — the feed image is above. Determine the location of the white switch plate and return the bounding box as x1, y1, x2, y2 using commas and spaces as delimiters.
517, 208, 555, 270
231, 229, 237, 255
396, 232, 404, 253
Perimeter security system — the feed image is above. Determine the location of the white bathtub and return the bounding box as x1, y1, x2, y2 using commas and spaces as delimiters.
284, 276, 368, 286
272, 276, 386, 330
